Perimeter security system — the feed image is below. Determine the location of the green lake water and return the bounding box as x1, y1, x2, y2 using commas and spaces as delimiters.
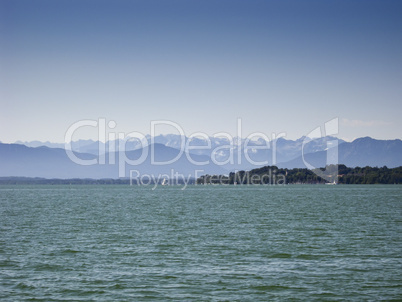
1, 185, 401, 301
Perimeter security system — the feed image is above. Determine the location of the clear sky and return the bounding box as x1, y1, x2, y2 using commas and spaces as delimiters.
1, 0, 401, 143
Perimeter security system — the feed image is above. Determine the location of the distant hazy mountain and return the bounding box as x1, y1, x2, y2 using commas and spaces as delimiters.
2, 137, 400, 179
16, 135, 345, 168
0, 143, 227, 179
278, 137, 402, 169
15, 140, 66, 149
0, 143, 109, 178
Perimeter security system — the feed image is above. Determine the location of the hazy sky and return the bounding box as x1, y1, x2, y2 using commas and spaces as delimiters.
1, 0, 401, 143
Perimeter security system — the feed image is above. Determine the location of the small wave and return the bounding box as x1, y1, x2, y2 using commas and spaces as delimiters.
251, 284, 292, 291
61, 249, 80, 254
296, 254, 322, 260
14, 282, 36, 290
269, 253, 292, 259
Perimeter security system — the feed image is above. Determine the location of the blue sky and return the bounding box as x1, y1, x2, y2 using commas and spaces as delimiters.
1, 0, 401, 143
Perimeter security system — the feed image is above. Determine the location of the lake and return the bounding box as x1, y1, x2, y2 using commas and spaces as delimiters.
1, 184, 401, 301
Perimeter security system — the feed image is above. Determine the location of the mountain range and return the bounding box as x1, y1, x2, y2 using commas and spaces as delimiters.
1, 136, 401, 179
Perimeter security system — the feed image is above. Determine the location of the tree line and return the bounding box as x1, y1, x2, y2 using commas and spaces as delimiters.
196, 165, 402, 185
